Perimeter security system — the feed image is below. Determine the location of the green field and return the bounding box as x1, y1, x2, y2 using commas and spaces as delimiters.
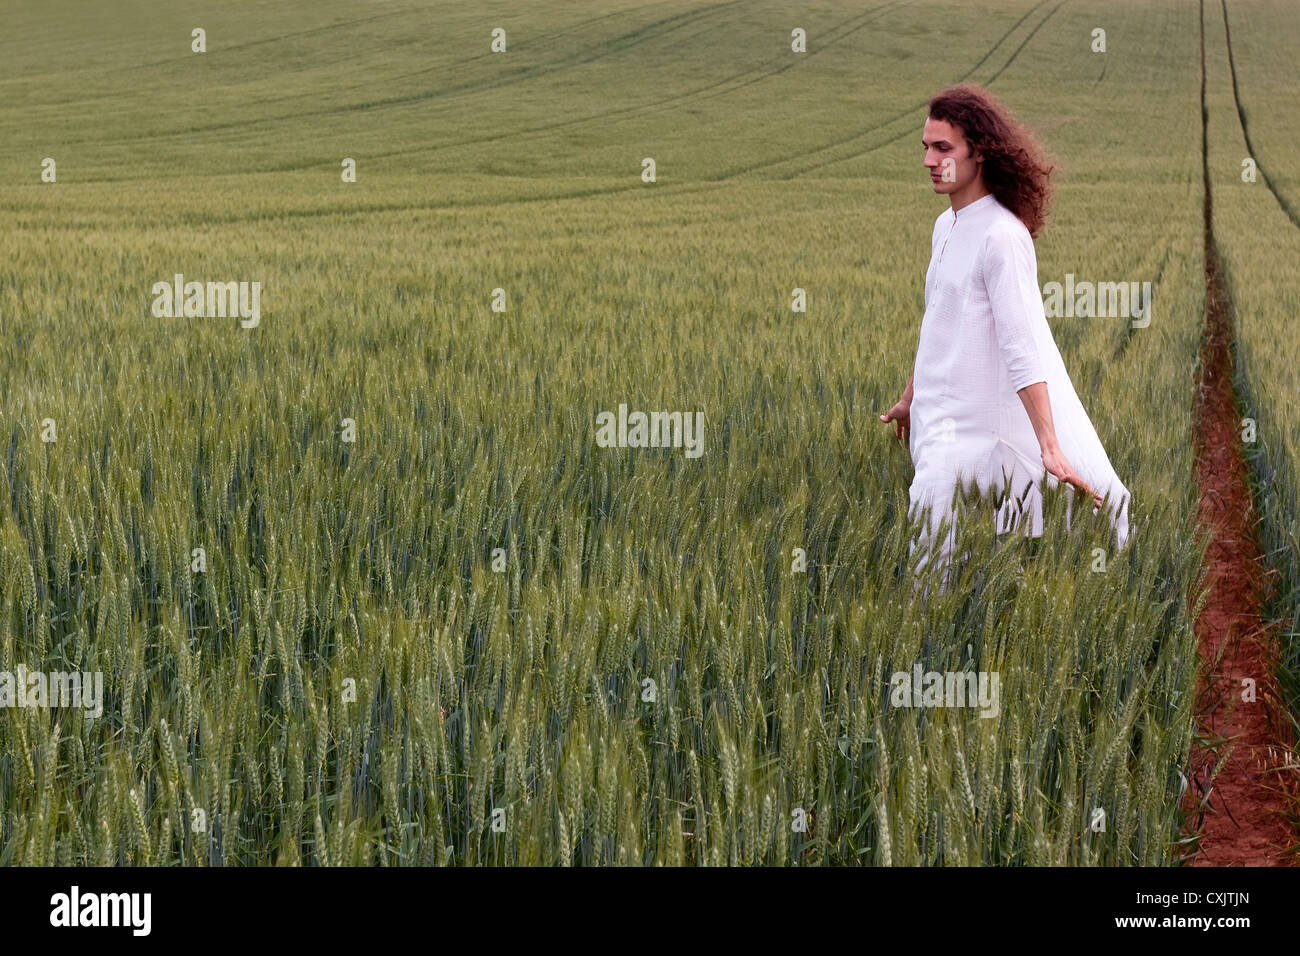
0, 0, 1291, 865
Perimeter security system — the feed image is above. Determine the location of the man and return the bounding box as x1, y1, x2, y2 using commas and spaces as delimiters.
880, 84, 1132, 595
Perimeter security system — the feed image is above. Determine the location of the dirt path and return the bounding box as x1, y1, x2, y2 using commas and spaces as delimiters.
1177, 0, 1300, 866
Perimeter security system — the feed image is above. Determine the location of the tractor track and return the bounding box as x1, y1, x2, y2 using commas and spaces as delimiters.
1178, 0, 1300, 867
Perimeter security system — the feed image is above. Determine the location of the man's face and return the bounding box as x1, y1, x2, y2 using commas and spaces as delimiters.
922, 117, 982, 195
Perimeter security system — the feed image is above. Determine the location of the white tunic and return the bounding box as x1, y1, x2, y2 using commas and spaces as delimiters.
908, 192, 1131, 581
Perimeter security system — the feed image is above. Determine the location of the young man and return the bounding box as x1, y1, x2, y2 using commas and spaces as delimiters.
880, 84, 1132, 595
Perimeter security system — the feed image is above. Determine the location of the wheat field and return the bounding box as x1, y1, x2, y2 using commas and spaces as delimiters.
2, 0, 1291, 866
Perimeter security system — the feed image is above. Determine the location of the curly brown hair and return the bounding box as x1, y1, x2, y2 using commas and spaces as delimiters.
928, 84, 1058, 239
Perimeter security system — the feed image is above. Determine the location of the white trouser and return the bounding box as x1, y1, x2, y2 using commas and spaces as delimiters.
908, 480, 966, 598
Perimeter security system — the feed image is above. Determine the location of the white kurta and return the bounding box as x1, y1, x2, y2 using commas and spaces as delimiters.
908, 192, 1131, 587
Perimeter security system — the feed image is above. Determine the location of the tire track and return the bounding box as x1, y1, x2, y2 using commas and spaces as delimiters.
171, 176, 738, 227
83, 0, 751, 148
982, 0, 1067, 86
262, 0, 1049, 186
767, 0, 1066, 181
313, 0, 912, 173
664, 0, 913, 105
700, 0, 1059, 183
262, 0, 692, 106
0, 7, 415, 86
285, 0, 749, 111
258, 0, 1044, 188
60, 0, 910, 173
1220, 0, 1300, 232
1178, 0, 1300, 867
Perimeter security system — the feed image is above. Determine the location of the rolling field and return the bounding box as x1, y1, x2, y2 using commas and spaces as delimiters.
0, 0, 1293, 866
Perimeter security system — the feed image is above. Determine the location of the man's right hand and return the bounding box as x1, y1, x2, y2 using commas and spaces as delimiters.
880, 399, 911, 442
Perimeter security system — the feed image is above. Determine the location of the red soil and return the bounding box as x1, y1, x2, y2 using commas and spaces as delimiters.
1177, 232, 1300, 866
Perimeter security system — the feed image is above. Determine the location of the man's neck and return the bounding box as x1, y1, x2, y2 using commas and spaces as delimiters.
950, 181, 991, 215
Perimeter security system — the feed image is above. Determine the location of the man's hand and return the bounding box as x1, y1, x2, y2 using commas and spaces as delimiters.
1041, 443, 1103, 509
880, 399, 911, 443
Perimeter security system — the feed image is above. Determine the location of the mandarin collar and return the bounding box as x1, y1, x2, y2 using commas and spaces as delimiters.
953, 192, 998, 218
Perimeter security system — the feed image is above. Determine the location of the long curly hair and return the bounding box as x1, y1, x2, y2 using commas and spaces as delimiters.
928, 84, 1058, 239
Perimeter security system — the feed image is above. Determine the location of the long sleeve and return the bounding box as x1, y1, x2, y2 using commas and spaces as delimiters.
982, 223, 1047, 392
